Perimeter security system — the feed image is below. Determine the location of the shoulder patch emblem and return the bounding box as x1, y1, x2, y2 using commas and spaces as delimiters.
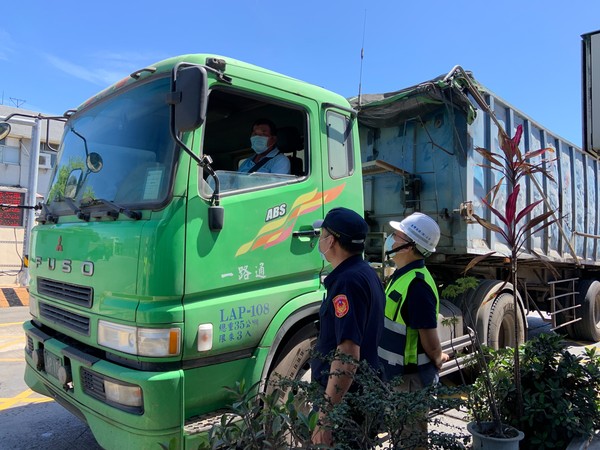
333, 295, 349, 318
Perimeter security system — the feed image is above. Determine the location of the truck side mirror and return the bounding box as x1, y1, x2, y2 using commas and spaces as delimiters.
65, 169, 83, 199
171, 65, 208, 132
0, 123, 10, 140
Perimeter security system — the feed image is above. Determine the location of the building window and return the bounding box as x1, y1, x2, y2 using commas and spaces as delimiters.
0, 144, 20, 165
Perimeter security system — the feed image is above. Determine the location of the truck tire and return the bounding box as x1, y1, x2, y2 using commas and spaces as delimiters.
487, 292, 525, 349
267, 324, 317, 401
570, 280, 600, 342
462, 279, 505, 329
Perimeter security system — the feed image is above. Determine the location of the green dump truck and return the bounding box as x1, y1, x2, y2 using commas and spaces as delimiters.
20, 48, 600, 449
22, 55, 369, 449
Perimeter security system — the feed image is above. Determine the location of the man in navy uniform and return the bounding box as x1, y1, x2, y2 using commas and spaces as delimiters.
310, 207, 385, 447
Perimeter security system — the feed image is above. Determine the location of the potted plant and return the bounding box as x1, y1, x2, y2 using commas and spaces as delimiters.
456, 92, 558, 445
451, 101, 600, 446
441, 277, 524, 449
464, 333, 524, 449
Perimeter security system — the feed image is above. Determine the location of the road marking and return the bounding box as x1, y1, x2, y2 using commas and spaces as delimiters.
0, 396, 52, 403
0, 337, 25, 350
0, 389, 53, 410
0, 358, 24, 362
0, 322, 25, 327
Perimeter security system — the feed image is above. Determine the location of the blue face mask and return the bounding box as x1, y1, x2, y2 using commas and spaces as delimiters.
250, 135, 269, 154
385, 234, 413, 258
384, 234, 397, 257
318, 235, 332, 261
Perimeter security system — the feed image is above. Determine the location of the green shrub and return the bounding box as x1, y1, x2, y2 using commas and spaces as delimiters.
470, 333, 600, 449
201, 359, 469, 449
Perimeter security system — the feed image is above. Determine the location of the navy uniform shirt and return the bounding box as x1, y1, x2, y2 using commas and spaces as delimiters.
311, 254, 385, 389
390, 259, 438, 330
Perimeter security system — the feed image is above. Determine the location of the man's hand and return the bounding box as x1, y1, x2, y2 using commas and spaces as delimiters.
312, 410, 333, 446
312, 422, 333, 446
435, 352, 450, 369
312, 340, 360, 447
419, 328, 449, 369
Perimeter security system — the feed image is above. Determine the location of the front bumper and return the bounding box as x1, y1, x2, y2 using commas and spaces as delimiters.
23, 320, 184, 450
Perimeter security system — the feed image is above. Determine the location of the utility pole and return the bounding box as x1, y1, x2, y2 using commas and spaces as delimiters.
20, 117, 42, 286
0, 114, 41, 286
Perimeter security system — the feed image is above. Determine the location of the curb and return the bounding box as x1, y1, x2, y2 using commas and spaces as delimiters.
565, 435, 599, 450
0, 287, 29, 307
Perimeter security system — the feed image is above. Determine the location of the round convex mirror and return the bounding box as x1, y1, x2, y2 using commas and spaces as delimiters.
86, 152, 103, 173
0, 123, 11, 140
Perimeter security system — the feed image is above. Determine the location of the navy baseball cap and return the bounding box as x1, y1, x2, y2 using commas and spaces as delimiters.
313, 207, 368, 248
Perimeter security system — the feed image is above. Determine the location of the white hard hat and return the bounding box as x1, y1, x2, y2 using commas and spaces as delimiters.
390, 212, 440, 257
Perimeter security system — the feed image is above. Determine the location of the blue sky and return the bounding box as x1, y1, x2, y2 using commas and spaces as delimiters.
1, 1, 598, 146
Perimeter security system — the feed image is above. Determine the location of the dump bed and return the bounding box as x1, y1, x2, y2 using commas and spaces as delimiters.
355, 71, 599, 267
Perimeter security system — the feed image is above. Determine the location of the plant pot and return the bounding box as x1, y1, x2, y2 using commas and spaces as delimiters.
467, 421, 524, 450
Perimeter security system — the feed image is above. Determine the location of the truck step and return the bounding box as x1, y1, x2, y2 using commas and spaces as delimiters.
184, 409, 231, 435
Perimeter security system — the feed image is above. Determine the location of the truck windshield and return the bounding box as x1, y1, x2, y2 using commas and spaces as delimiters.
46, 76, 176, 215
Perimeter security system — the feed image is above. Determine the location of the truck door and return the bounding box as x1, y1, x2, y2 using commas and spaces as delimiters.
183, 86, 329, 359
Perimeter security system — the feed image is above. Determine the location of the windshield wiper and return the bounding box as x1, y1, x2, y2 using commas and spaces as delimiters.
79, 198, 141, 220
34, 202, 56, 224
63, 197, 90, 222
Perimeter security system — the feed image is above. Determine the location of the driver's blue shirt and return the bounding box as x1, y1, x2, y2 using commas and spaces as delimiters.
238, 147, 290, 174
311, 254, 385, 390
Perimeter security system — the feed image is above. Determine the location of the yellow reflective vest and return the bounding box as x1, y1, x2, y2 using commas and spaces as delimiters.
377, 266, 439, 380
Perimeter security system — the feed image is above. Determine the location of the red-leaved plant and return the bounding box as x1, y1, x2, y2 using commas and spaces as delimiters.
465, 123, 559, 430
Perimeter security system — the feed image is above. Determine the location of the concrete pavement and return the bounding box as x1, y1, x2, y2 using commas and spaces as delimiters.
0, 306, 101, 449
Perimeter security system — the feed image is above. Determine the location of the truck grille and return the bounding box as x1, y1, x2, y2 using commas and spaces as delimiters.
39, 303, 90, 336
81, 367, 106, 402
37, 278, 93, 308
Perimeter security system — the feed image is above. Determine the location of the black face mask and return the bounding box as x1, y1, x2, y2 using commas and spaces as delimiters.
385, 241, 415, 257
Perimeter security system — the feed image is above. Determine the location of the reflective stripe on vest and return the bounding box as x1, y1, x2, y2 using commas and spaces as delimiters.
377, 267, 439, 375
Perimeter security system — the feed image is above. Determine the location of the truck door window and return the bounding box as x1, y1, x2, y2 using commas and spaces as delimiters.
326, 111, 354, 179
200, 89, 307, 196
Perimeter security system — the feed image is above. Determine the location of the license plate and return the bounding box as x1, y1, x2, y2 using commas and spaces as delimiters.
44, 350, 61, 379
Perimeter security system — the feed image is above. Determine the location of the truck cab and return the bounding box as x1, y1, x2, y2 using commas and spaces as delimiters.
23, 55, 363, 449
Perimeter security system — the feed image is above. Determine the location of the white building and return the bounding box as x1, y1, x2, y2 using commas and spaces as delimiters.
0, 105, 65, 285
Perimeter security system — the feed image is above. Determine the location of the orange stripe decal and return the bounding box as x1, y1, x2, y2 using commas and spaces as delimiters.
235, 184, 346, 256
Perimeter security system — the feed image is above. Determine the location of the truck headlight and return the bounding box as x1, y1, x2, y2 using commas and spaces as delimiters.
104, 379, 143, 407
98, 320, 181, 357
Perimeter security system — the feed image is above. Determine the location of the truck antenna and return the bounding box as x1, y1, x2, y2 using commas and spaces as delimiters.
357, 9, 367, 110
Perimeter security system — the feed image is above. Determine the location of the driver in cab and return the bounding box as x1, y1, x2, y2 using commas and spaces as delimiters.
238, 118, 291, 174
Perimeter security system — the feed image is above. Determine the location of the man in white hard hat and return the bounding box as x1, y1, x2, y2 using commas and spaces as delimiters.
377, 212, 449, 449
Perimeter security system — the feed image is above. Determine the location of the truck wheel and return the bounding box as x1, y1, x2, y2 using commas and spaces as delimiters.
570, 280, 600, 342
267, 324, 317, 401
487, 292, 525, 349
